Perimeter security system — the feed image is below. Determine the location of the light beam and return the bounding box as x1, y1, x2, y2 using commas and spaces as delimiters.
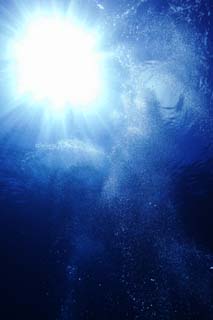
11, 15, 102, 111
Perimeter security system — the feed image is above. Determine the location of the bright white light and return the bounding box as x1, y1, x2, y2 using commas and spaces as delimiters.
13, 16, 101, 110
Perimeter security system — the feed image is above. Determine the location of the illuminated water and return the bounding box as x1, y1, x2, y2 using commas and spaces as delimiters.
0, 1, 212, 319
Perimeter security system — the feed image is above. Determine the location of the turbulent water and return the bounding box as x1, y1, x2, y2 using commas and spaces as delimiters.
0, 1, 212, 319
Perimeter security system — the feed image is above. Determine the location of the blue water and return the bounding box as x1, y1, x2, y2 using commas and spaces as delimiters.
0, 0, 212, 319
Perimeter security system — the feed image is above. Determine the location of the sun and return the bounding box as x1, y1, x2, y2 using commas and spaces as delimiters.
12, 15, 101, 110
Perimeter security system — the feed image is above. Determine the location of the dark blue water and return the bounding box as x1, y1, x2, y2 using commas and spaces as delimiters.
0, 0, 213, 319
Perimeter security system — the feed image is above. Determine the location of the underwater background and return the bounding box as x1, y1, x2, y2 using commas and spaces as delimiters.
0, 0, 213, 319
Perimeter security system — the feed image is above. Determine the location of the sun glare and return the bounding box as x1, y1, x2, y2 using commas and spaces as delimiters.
12, 16, 101, 110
